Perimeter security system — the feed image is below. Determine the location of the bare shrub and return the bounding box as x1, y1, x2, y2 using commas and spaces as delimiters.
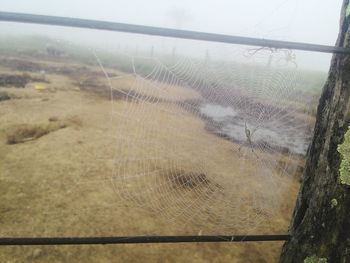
0, 73, 48, 88
0, 91, 11, 101
7, 121, 67, 144
48, 116, 59, 122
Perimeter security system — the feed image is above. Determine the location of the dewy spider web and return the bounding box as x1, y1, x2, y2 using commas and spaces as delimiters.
91, 47, 313, 234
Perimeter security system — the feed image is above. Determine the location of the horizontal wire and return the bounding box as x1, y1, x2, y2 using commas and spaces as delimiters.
0, 11, 348, 54
0, 235, 291, 246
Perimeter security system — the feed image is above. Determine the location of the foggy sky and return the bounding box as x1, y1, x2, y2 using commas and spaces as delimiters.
0, 0, 344, 71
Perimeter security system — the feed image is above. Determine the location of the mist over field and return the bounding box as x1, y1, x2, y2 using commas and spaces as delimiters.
0, 0, 343, 71
0, 1, 342, 262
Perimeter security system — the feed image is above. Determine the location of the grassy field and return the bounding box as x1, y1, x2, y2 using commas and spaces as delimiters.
0, 36, 321, 262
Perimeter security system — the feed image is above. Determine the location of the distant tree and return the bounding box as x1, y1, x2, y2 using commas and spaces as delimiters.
46, 45, 64, 57
279, 0, 350, 262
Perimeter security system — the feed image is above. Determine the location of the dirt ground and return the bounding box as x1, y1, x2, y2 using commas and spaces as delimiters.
0, 56, 302, 262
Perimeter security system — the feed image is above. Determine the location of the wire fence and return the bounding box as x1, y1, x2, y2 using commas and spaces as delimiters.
0, 11, 349, 54
0, 235, 291, 246
0, 11, 345, 246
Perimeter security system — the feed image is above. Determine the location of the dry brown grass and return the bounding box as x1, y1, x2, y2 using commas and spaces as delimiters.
0, 57, 302, 263
110, 75, 202, 102
65, 115, 83, 127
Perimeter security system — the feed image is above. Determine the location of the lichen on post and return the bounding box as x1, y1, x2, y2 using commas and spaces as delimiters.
304, 255, 327, 263
338, 126, 350, 185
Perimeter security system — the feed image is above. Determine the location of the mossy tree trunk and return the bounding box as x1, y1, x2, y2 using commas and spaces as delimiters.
279, 1, 350, 262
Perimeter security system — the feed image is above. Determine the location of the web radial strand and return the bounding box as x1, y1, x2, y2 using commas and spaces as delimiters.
91, 47, 315, 234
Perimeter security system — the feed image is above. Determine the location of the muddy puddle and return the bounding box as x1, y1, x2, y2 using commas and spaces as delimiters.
200, 103, 312, 155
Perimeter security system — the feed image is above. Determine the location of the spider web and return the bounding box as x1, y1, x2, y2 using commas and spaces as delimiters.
87, 47, 313, 234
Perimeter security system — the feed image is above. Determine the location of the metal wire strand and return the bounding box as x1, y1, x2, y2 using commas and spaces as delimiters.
0, 11, 349, 54
0, 235, 291, 246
